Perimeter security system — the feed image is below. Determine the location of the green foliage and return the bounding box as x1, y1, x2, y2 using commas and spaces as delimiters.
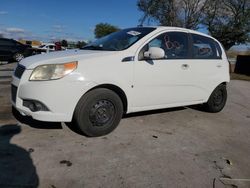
76, 41, 87, 49
61, 40, 68, 47
203, 0, 250, 50
94, 23, 120, 38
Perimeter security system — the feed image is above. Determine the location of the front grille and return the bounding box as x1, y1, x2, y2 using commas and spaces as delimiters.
14, 64, 25, 79
11, 85, 18, 103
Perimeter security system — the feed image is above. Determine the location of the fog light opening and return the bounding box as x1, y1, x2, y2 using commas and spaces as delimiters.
23, 100, 49, 112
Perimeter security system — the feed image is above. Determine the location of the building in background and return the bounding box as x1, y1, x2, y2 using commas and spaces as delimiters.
19, 40, 42, 48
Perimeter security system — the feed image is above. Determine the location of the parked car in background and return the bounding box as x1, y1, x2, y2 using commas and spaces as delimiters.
12, 27, 230, 137
33, 43, 66, 54
0, 38, 33, 62
37, 43, 56, 53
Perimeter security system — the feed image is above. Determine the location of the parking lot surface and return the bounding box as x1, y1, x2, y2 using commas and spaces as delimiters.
0, 63, 250, 188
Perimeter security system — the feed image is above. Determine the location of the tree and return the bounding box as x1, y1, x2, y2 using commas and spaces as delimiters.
61, 39, 68, 47
94, 23, 120, 38
203, 0, 250, 50
181, 0, 209, 29
76, 41, 87, 49
137, 0, 208, 29
137, 0, 180, 26
137, 0, 250, 49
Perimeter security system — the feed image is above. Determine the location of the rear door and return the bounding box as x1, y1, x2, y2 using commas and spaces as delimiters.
188, 33, 224, 100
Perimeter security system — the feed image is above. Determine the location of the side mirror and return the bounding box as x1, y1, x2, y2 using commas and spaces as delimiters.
144, 47, 165, 60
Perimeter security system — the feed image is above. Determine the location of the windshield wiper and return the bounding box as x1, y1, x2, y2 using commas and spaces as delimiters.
81, 45, 104, 50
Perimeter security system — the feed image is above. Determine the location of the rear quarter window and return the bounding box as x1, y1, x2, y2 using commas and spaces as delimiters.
191, 34, 222, 59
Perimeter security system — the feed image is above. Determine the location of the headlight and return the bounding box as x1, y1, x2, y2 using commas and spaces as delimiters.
29, 61, 78, 81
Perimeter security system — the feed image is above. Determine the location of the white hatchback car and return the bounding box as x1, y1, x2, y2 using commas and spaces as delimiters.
12, 27, 229, 136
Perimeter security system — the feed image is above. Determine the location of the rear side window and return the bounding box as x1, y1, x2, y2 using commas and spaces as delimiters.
191, 34, 222, 59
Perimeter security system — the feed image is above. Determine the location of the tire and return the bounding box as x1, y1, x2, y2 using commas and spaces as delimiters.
13, 53, 24, 62
73, 88, 123, 137
204, 84, 227, 113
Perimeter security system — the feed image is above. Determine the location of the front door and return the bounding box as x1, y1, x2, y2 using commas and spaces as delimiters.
131, 31, 203, 111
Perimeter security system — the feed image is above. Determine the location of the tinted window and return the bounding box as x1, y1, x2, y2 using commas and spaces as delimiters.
140, 32, 189, 60
15, 42, 23, 46
191, 34, 222, 59
0, 39, 14, 46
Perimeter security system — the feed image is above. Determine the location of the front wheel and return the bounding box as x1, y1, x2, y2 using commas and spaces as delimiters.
73, 88, 123, 137
13, 53, 24, 62
204, 84, 227, 113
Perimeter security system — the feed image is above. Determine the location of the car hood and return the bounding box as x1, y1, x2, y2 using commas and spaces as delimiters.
20, 49, 116, 69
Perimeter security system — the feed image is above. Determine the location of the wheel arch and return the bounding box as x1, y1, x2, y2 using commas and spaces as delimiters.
87, 84, 128, 113
206, 81, 228, 102
204, 81, 228, 112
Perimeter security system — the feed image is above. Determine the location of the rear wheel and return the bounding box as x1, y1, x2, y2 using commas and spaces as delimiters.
204, 84, 227, 113
73, 88, 123, 137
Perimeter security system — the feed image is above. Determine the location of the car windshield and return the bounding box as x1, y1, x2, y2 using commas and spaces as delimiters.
81, 27, 156, 51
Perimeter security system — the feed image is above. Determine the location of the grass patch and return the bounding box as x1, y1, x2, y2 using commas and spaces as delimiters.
230, 73, 250, 81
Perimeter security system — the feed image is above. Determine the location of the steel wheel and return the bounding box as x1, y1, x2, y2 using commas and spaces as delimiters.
204, 84, 227, 113
89, 100, 115, 127
73, 88, 123, 137
13, 53, 24, 62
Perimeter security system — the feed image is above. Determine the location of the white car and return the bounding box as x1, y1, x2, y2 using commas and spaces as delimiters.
12, 27, 230, 136
37, 43, 56, 52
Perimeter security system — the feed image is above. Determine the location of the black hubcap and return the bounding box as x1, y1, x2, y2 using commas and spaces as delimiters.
89, 100, 115, 126
213, 90, 223, 106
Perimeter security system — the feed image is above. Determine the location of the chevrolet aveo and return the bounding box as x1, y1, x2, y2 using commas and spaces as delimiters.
12, 27, 230, 136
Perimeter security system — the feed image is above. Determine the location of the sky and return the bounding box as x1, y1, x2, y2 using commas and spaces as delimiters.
0, 0, 249, 50
0, 0, 144, 42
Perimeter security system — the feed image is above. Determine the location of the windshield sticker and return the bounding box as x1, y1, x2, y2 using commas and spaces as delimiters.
127, 31, 141, 36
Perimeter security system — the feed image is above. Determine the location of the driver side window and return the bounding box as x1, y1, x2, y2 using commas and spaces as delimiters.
139, 32, 189, 60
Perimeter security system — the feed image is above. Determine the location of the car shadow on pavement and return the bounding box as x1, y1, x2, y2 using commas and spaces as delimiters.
65, 121, 86, 136
12, 107, 62, 129
65, 107, 188, 136
188, 104, 208, 112
123, 106, 187, 118
0, 124, 39, 187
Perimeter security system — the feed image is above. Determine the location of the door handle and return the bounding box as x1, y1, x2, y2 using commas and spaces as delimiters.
181, 64, 189, 70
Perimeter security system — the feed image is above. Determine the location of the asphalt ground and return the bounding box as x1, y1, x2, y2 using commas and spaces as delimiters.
0, 63, 250, 188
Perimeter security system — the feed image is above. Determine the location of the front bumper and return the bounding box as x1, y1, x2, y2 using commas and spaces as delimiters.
11, 67, 96, 122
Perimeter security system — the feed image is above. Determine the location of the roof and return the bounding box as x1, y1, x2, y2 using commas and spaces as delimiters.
138, 26, 217, 42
